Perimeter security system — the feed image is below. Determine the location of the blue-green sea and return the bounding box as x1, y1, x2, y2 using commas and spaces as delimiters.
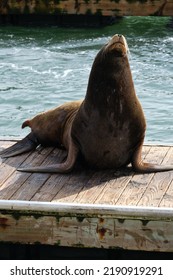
0, 17, 172, 143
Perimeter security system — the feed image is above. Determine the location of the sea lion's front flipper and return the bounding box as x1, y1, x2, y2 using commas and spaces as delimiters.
0, 132, 39, 158
17, 141, 79, 173
132, 141, 173, 173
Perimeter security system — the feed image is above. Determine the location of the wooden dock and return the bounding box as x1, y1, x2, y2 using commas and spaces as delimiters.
1, 140, 173, 252
0, 0, 173, 17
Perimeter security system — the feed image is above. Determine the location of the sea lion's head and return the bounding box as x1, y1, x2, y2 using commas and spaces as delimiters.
85, 34, 133, 111
104, 34, 128, 57
90, 34, 129, 73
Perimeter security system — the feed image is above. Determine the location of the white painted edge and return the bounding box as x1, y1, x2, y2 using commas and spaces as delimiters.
0, 200, 173, 220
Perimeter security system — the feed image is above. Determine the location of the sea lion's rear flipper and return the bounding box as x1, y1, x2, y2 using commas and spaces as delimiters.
132, 142, 173, 173
0, 132, 39, 158
17, 141, 79, 174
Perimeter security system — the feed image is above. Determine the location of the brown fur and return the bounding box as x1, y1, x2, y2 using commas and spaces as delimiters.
22, 100, 82, 148
72, 35, 146, 169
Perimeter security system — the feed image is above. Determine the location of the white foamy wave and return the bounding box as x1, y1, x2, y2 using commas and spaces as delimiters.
61, 69, 73, 78
163, 37, 173, 43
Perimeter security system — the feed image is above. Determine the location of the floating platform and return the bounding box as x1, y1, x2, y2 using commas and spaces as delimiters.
0, 0, 173, 17
0, 1, 173, 27
1, 140, 173, 252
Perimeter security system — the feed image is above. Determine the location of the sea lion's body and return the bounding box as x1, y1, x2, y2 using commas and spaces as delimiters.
1, 34, 173, 174
71, 38, 146, 169
22, 100, 82, 149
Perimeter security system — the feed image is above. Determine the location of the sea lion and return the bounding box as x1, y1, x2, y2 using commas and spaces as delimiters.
1, 34, 173, 174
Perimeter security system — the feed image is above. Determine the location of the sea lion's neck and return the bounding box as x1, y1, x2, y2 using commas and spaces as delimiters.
84, 56, 136, 114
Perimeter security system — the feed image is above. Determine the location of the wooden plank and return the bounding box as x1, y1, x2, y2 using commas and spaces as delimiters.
138, 147, 173, 207
90, 168, 133, 205
1, 200, 173, 218
116, 146, 171, 206
160, 180, 173, 208
0, 0, 173, 16
31, 173, 71, 202
94, 146, 150, 205
0, 150, 32, 190
31, 156, 95, 202
9, 147, 62, 201
159, 148, 173, 208
52, 169, 95, 203
75, 0, 172, 16
1, 201, 173, 251
71, 170, 110, 204
26, 148, 68, 200
0, 146, 54, 200
0, 141, 17, 167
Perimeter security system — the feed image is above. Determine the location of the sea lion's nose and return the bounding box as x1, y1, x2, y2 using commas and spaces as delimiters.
110, 34, 125, 45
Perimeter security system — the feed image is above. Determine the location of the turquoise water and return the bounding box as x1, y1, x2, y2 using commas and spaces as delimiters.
0, 17, 172, 143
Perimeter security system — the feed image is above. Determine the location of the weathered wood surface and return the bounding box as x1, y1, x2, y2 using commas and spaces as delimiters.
1, 200, 173, 251
1, 141, 173, 207
0, 0, 173, 16
1, 140, 173, 251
